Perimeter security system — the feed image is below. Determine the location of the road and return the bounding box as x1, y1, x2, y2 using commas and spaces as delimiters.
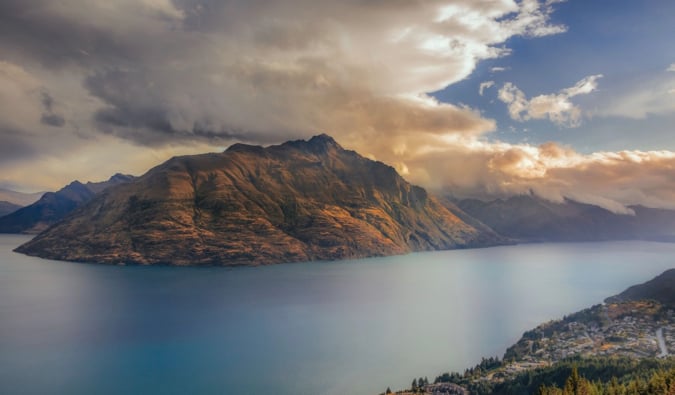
656, 327, 668, 358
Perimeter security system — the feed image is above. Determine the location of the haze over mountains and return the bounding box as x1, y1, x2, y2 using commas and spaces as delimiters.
0, 188, 44, 207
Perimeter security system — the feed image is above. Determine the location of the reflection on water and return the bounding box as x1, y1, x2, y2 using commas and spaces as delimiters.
1, 234, 674, 395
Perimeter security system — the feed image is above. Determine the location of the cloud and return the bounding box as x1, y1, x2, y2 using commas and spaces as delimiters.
0, 0, 569, 150
396, 136, 675, 214
490, 67, 507, 73
0, 61, 68, 162
0, 0, 578, 194
5, 0, 675, 214
479, 81, 495, 96
498, 74, 603, 127
593, 72, 675, 119
668, 63, 675, 72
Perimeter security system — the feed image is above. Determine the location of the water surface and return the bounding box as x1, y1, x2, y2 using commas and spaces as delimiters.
1, 235, 674, 394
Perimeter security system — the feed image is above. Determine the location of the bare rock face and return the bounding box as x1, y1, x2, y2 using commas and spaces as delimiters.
16, 134, 502, 266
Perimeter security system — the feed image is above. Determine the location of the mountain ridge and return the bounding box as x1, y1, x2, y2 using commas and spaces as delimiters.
453, 194, 675, 243
16, 134, 505, 266
605, 268, 675, 307
0, 174, 135, 234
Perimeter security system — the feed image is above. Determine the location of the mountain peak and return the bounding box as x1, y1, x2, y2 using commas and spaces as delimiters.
109, 173, 134, 182
226, 134, 341, 156
278, 133, 342, 155
308, 133, 338, 146
225, 142, 265, 154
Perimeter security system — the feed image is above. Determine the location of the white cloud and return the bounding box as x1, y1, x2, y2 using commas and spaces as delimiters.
498, 74, 603, 127
490, 67, 507, 73
594, 73, 675, 119
479, 81, 495, 96
667, 63, 675, 72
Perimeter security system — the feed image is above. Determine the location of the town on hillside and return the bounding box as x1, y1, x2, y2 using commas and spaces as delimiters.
381, 277, 675, 395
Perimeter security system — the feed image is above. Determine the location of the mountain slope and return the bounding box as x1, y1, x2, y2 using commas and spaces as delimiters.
454, 195, 675, 242
0, 201, 22, 217
606, 268, 675, 307
0, 174, 134, 234
16, 135, 504, 266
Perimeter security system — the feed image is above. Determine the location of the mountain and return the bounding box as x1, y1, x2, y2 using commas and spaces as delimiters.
0, 201, 22, 217
454, 194, 675, 242
16, 134, 504, 266
0, 188, 44, 206
0, 174, 134, 234
605, 268, 675, 307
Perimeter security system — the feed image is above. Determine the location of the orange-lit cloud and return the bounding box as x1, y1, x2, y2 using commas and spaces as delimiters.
498, 75, 603, 127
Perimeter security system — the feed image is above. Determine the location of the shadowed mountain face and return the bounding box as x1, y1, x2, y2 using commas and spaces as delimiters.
605, 269, 675, 307
0, 174, 134, 234
454, 195, 675, 242
0, 201, 22, 217
16, 135, 504, 266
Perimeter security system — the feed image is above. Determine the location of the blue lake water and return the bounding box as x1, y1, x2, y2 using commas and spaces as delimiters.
1, 234, 674, 395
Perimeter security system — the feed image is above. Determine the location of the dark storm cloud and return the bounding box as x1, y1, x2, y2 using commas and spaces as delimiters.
39, 91, 65, 127
40, 91, 55, 112
0, 1, 134, 68
40, 114, 66, 127
0, 127, 39, 163
1, 0, 569, 149
83, 68, 279, 145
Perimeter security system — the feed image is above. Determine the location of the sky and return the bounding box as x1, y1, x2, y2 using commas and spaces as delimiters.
0, 0, 674, 212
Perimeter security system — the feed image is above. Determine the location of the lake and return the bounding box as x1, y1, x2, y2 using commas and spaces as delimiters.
1, 234, 674, 395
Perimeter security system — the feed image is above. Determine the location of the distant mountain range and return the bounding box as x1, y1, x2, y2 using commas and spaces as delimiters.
16, 135, 504, 265
0, 188, 44, 207
453, 195, 675, 243
0, 174, 134, 234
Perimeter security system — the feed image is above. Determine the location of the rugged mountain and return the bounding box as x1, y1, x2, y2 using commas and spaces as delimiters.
0, 201, 22, 217
606, 268, 675, 307
454, 194, 675, 242
0, 188, 44, 206
0, 174, 134, 234
16, 135, 504, 266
